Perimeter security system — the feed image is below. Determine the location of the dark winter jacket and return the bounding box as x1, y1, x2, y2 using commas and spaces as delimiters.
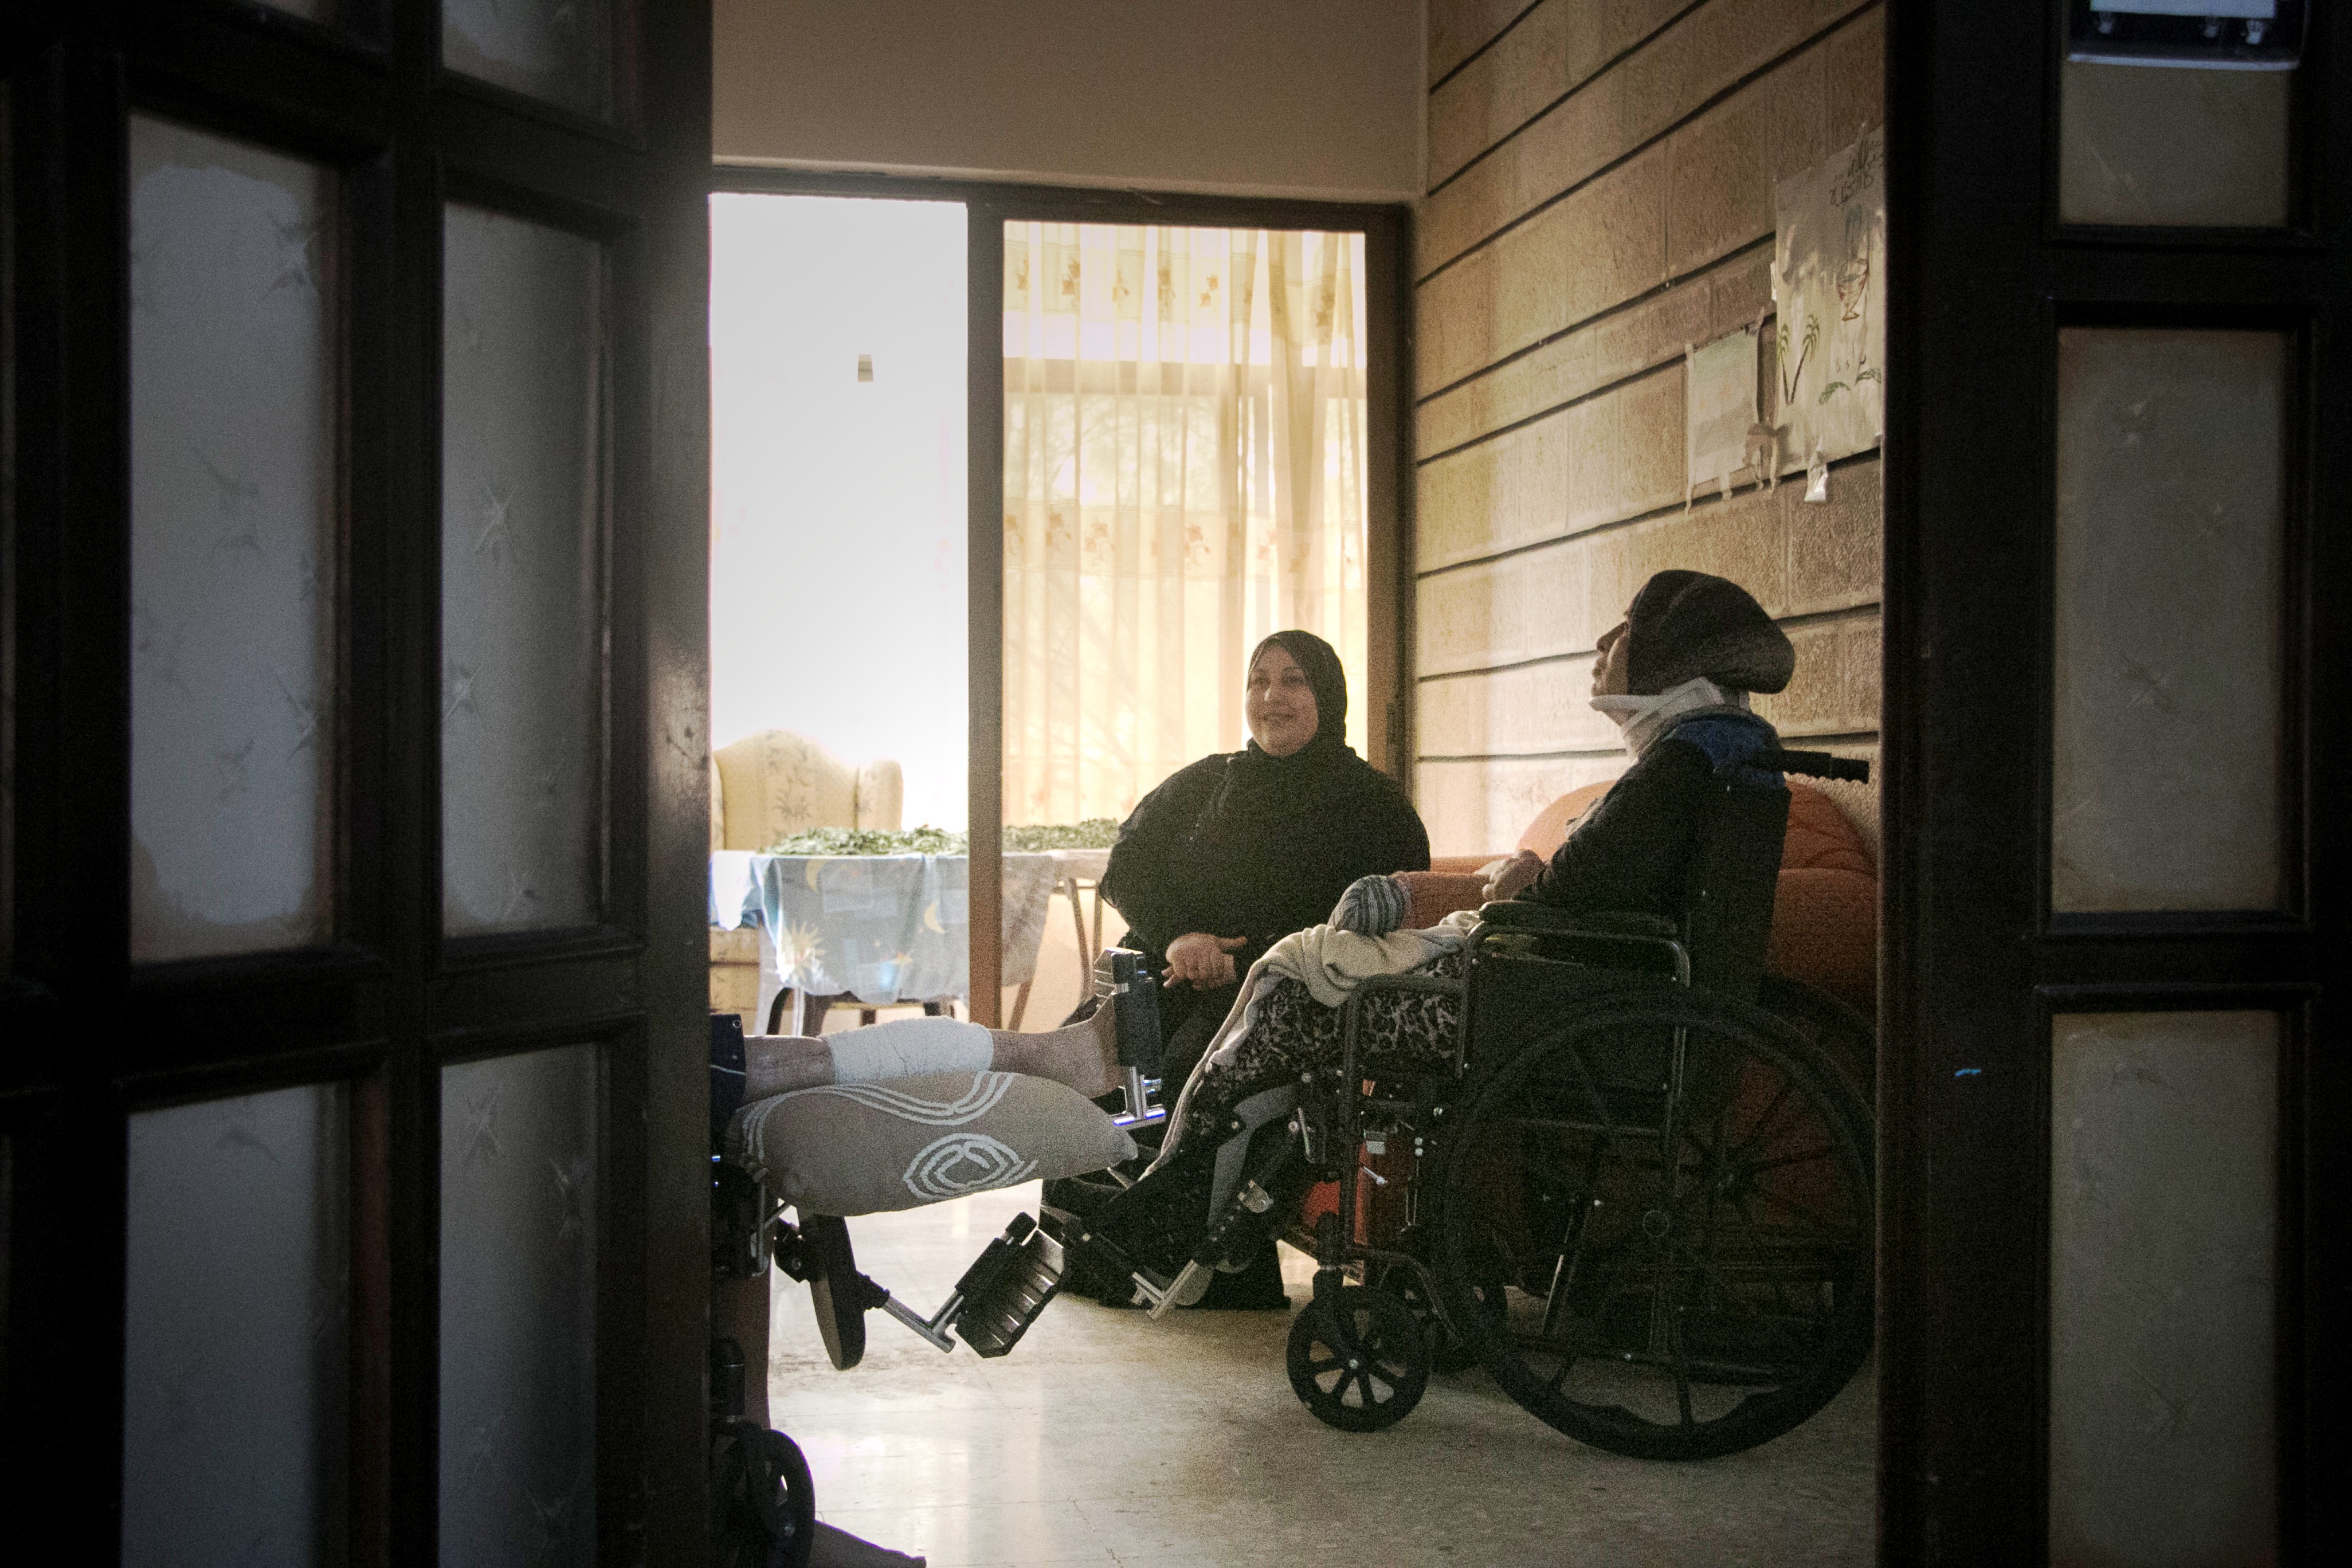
1529, 711, 1783, 916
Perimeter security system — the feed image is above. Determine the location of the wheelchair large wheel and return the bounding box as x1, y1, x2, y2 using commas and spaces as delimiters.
1757, 973, 1876, 1106
1435, 982, 1873, 1461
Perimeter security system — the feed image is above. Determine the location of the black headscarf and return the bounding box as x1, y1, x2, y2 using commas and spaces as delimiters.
1100, 628, 1430, 975
1196, 630, 1354, 836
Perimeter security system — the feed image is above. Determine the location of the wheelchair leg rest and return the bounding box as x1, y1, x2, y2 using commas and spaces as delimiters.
1185, 1121, 1310, 1279
1036, 1210, 1196, 1317
1140, 1260, 1214, 1319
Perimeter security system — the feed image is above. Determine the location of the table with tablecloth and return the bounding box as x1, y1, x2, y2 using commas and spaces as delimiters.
709, 851, 1060, 1032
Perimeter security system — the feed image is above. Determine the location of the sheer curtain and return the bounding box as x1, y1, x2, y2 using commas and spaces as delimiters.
1002, 222, 1369, 825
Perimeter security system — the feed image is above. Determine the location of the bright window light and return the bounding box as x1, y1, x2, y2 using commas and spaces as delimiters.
708, 194, 969, 829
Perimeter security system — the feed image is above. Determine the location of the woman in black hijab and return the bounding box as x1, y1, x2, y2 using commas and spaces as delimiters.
1061, 632, 1425, 1307
1099, 629, 1430, 1095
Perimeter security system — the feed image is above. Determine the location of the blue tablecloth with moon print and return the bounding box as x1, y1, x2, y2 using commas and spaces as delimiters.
708, 852, 1059, 1005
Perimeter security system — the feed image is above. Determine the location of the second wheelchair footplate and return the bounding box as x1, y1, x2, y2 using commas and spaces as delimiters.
1125, 1113, 1305, 1322
773, 1209, 1067, 1361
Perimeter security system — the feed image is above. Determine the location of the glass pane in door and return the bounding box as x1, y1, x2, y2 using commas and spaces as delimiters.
122, 1084, 350, 1566
129, 117, 338, 962
2051, 327, 2286, 912
438, 1044, 599, 1567
444, 0, 614, 122
441, 205, 604, 937
2059, 62, 2290, 228
2049, 1010, 2279, 1565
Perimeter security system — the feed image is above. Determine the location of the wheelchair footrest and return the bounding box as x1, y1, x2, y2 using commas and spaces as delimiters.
952, 1214, 1067, 1358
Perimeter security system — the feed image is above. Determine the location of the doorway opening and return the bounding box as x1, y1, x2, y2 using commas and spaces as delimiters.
706, 192, 972, 1036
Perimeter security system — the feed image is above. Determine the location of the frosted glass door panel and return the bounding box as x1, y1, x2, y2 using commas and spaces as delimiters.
2052, 329, 2285, 912
440, 1045, 598, 1568
2049, 1011, 2278, 1567
130, 118, 338, 963
444, 0, 614, 121
122, 1085, 350, 1567
441, 206, 604, 936
2059, 62, 2291, 228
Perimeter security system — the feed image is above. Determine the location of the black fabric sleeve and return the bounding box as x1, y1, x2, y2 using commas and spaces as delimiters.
1231, 774, 1429, 962
1366, 779, 1433, 877
1099, 758, 1224, 959
1528, 740, 1711, 916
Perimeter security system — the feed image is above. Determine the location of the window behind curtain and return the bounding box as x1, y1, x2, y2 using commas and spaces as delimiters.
1001, 223, 1369, 825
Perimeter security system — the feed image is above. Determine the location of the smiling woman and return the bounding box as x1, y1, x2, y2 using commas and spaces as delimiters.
1092, 628, 1428, 1155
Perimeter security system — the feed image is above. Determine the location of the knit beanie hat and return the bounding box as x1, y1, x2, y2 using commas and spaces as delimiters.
1621, 570, 1796, 695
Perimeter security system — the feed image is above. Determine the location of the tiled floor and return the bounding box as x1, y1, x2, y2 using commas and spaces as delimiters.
769, 1182, 1875, 1567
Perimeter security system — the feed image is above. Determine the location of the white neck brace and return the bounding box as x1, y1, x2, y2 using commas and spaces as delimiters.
1590, 676, 1749, 757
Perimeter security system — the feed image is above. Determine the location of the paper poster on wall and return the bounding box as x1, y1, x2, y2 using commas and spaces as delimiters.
1686, 328, 1759, 503
1774, 128, 1885, 466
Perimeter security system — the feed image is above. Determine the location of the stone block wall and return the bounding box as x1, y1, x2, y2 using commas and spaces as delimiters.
1413, 0, 1885, 855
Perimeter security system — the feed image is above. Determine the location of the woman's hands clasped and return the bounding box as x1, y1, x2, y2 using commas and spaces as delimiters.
1163, 931, 1248, 989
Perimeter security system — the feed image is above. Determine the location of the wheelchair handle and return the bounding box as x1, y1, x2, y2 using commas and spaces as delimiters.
1750, 748, 1869, 783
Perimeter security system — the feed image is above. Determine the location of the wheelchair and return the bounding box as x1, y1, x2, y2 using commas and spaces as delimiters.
709, 743, 1875, 1479
1029, 745, 1876, 1461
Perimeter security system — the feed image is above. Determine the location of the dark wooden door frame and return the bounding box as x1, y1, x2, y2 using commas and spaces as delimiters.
708, 166, 1412, 1026
1881, 1, 2347, 1558
0, 4, 713, 1562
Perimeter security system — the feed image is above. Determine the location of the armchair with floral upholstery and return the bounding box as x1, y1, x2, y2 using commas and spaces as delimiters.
708, 730, 903, 1017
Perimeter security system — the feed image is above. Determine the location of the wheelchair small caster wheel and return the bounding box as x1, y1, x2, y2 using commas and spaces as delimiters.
709, 1420, 815, 1568
1287, 1284, 1428, 1432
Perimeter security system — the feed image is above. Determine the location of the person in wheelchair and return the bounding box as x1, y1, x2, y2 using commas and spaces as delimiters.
731, 567, 1870, 1460
1044, 569, 1802, 1299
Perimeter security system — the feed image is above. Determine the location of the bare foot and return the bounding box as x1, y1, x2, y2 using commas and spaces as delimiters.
809, 1521, 926, 1567
743, 1035, 834, 1100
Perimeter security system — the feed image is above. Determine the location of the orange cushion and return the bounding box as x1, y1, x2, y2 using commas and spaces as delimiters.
1772, 784, 1877, 1010
1397, 871, 1487, 931
1427, 854, 1495, 876
1782, 784, 1874, 876
1515, 782, 1612, 859
1769, 866, 1877, 1012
